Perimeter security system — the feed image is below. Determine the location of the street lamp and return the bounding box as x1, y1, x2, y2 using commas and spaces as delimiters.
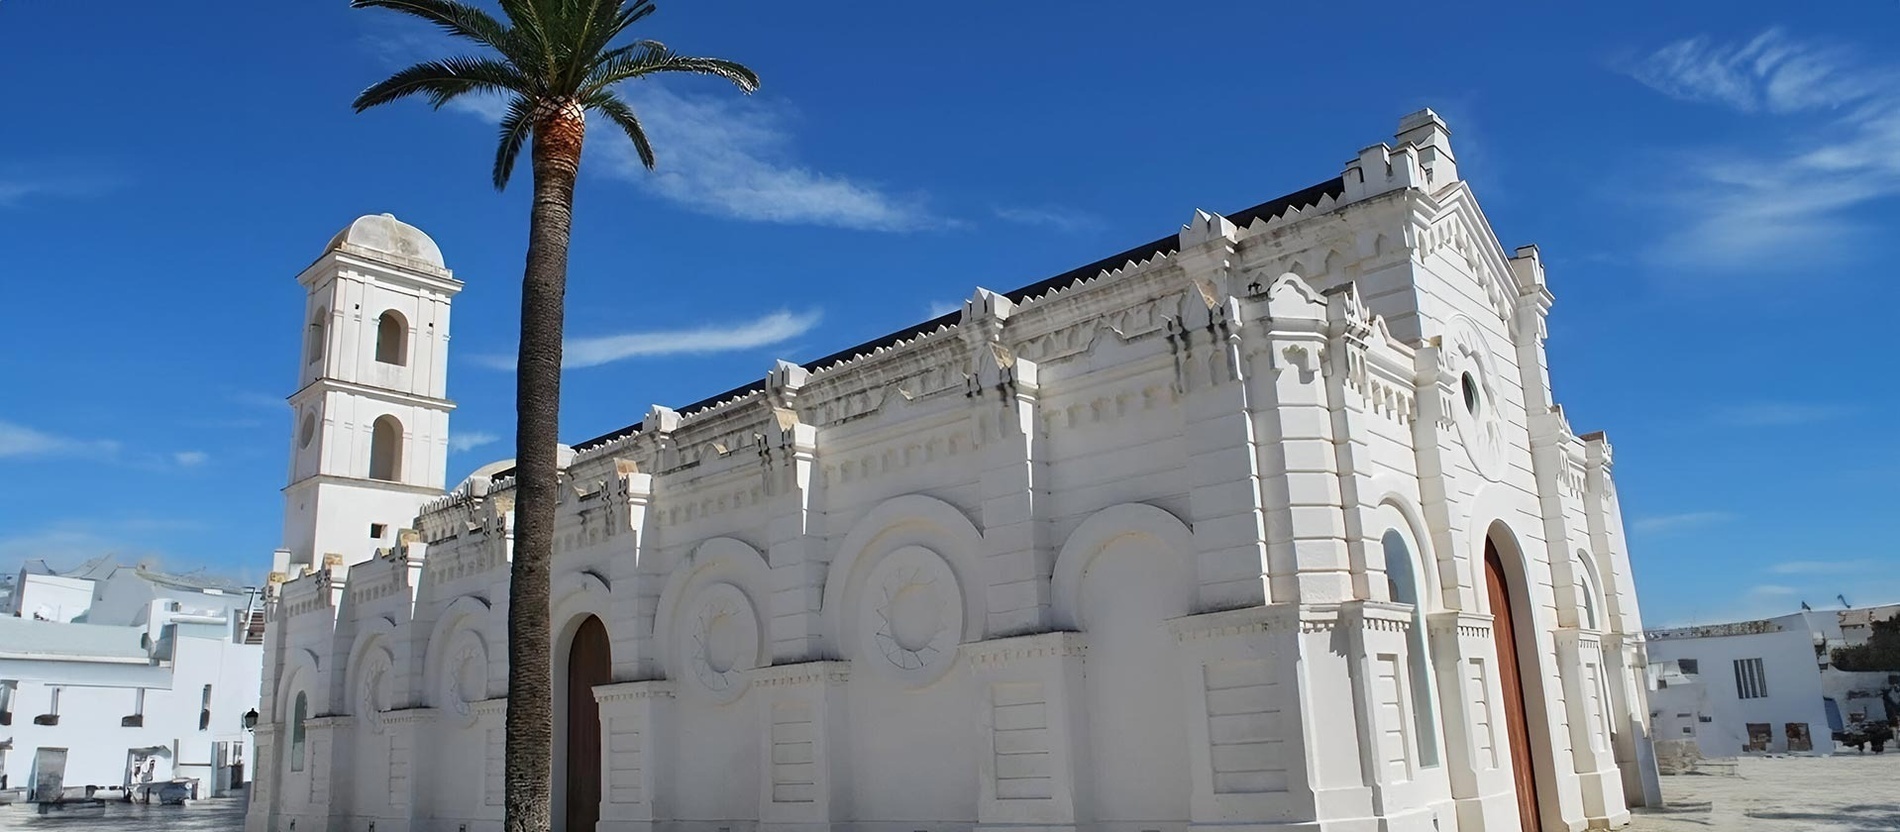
242, 709, 259, 731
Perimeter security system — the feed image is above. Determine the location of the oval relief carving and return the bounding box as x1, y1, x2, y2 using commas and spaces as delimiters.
681, 581, 760, 703
858, 545, 963, 686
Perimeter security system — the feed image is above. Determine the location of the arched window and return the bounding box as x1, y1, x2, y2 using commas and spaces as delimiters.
369, 415, 403, 481
306, 309, 327, 366
1384, 529, 1440, 767
289, 692, 308, 772
1576, 550, 1603, 631
375, 310, 408, 366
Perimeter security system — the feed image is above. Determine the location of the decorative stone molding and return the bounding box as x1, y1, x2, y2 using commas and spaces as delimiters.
752, 660, 850, 688
594, 680, 676, 703
381, 707, 440, 726
1426, 610, 1494, 640
962, 630, 1087, 667
855, 544, 964, 686
1170, 604, 1304, 642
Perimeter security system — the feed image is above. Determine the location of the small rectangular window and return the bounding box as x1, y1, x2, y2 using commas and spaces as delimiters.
1678, 659, 1699, 675
370, 523, 387, 539
200, 684, 213, 731
1734, 658, 1768, 700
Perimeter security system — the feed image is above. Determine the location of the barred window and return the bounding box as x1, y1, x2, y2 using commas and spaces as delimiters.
1734, 658, 1768, 700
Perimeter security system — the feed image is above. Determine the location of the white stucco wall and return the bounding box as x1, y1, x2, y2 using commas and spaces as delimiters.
251, 112, 1656, 832
1646, 614, 1835, 756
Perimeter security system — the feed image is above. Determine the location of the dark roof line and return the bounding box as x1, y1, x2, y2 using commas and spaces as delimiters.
549, 176, 1345, 461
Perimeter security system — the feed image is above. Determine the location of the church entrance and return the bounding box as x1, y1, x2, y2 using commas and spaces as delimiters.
565, 616, 611, 832
1485, 538, 1542, 832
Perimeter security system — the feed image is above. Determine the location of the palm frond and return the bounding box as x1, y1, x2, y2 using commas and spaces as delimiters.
353, 56, 530, 112
349, 0, 525, 63
587, 91, 656, 170
584, 45, 759, 96
492, 95, 537, 190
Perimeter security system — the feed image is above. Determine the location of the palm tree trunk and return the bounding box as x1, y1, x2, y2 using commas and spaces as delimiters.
504, 103, 585, 832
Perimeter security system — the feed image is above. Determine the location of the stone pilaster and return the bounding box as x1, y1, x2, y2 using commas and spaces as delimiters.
378, 708, 438, 832
752, 662, 852, 829
244, 725, 279, 832
1256, 276, 1354, 606
963, 288, 1051, 637
1553, 629, 1629, 827
1425, 611, 1519, 832
1167, 604, 1313, 829
964, 633, 1088, 830
763, 362, 828, 662
594, 681, 674, 832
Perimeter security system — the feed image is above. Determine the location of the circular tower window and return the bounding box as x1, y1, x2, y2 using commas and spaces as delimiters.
299, 413, 317, 448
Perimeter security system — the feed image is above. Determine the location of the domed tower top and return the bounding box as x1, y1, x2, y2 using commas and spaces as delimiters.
324, 213, 446, 271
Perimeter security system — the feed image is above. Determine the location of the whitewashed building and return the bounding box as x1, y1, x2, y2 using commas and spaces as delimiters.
249, 110, 1658, 832
0, 560, 264, 799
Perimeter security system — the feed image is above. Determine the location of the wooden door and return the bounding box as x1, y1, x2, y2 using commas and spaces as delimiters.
1486, 542, 1541, 832
566, 616, 611, 832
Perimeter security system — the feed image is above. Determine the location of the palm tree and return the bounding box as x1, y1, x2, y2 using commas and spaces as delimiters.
349, 3, 757, 830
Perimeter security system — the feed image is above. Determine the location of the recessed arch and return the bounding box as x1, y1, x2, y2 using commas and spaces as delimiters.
1375, 500, 1442, 769
369, 414, 403, 481
375, 309, 408, 366
1575, 549, 1604, 632
652, 537, 769, 683
823, 494, 987, 653
307, 308, 328, 366
1051, 502, 1194, 630
1481, 519, 1558, 832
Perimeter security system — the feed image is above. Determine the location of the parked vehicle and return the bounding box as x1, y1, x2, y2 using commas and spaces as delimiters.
1832, 720, 1894, 753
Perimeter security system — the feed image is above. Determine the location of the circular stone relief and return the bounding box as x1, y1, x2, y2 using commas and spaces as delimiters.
857, 546, 963, 685
358, 657, 390, 735
681, 582, 759, 702
1445, 319, 1506, 482
438, 631, 487, 726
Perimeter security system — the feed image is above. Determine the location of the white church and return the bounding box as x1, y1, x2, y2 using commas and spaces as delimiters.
247, 110, 1660, 832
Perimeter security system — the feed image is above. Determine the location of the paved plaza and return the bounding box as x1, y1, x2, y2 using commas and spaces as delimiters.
1631, 753, 1900, 831
0, 796, 247, 832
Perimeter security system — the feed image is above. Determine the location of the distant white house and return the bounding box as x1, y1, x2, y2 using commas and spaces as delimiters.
1646, 605, 1900, 758
0, 559, 264, 800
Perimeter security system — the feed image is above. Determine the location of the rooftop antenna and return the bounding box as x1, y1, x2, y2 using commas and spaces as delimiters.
1802, 601, 1812, 611
1839, 594, 1852, 609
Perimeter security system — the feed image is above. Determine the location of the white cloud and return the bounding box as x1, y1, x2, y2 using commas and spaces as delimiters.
449, 431, 501, 453
1631, 511, 1734, 534
1714, 402, 1857, 426
1621, 29, 1900, 270
597, 85, 935, 231
1767, 559, 1879, 575
173, 451, 209, 467
476, 309, 821, 370
1625, 28, 1867, 115
0, 420, 119, 460
926, 300, 963, 319
434, 84, 934, 231
993, 205, 1103, 233
0, 163, 120, 208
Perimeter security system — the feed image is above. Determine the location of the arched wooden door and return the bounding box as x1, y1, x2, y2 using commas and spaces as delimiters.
1485, 540, 1541, 832
566, 616, 611, 832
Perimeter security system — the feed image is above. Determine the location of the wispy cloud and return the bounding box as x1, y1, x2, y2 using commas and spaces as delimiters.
1620, 29, 1900, 270
172, 451, 209, 467
925, 300, 963, 319
993, 205, 1103, 234
1714, 402, 1858, 426
0, 420, 120, 460
0, 162, 121, 208
449, 431, 500, 454
1767, 559, 1879, 575
599, 85, 937, 231
475, 309, 822, 370
1632, 511, 1734, 534
1625, 28, 1866, 115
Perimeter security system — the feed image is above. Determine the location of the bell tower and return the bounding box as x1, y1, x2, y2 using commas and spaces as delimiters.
272, 214, 462, 579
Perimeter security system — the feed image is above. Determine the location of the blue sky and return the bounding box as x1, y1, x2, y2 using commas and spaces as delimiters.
1, 2, 1894, 626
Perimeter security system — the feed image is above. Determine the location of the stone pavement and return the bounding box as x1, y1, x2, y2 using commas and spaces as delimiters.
1629, 752, 1900, 831
0, 795, 247, 831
